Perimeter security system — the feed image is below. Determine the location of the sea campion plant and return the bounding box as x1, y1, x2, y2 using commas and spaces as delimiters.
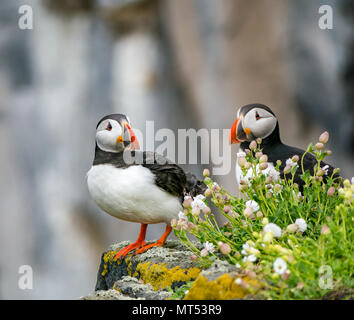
172, 132, 353, 299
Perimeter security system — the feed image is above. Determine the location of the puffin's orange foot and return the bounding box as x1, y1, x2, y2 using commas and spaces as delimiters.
114, 240, 146, 259
135, 242, 163, 255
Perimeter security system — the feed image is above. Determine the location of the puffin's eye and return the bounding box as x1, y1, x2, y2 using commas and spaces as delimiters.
106, 122, 112, 131
255, 111, 261, 120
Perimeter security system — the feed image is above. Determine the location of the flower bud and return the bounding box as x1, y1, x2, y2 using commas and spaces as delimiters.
281, 270, 291, 281
183, 197, 192, 208
256, 211, 263, 218
292, 155, 299, 162
319, 131, 329, 144
256, 138, 262, 144
255, 151, 263, 159
259, 162, 268, 170
315, 142, 324, 150
245, 162, 251, 170
327, 187, 335, 196
266, 191, 272, 199
274, 184, 283, 192
265, 176, 272, 184
204, 188, 212, 198
202, 206, 211, 215
249, 140, 257, 150
316, 169, 324, 177
276, 160, 282, 166
262, 217, 269, 225
190, 254, 197, 261
333, 168, 340, 175
259, 154, 268, 163
286, 224, 299, 233
203, 168, 210, 177
238, 157, 247, 167
219, 242, 231, 255
223, 205, 231, 214
243, 207, 254, 218
283, 165, 291, 174
192, 205, 200, 217
171, 219, 178, 228
325, 150, 332, 156
321, 225, 330, 235
244, 149, 251, 155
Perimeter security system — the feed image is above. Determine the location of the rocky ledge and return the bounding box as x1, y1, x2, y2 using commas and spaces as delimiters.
81, 240, 262, 300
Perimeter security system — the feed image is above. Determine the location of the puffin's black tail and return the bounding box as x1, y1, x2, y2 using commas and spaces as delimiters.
185, 172, 207, 197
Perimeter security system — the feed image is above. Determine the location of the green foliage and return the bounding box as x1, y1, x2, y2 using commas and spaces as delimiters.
172, 136, 353, 299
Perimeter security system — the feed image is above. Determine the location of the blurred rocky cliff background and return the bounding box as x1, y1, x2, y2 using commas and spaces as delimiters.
0, 0, 352, 299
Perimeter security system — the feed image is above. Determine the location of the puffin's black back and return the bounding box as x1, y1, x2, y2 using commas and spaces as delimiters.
240, 111, 337, 191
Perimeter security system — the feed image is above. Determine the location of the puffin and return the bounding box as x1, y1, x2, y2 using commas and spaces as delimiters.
229, 103, 336, 190
87, 114, 205, 258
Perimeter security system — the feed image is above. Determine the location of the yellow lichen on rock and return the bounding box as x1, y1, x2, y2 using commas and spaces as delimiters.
184, 273, 260, 300
134, 262, 201, 291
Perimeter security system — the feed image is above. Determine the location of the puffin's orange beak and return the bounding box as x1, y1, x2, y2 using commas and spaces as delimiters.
122, 121, 140, 150
230, 117, 242, 144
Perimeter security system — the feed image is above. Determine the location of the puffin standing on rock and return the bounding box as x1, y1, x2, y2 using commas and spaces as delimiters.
229, 103, 337, 190
87, 114, 205, 258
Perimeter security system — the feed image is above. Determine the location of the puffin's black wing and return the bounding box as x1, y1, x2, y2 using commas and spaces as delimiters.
265, 144, 336, 190
139, 151, 187, 199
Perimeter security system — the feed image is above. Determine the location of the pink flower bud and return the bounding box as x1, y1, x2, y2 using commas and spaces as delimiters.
321, 225, 330, 235
183, 197, 192, 208
319, 131, 329, 144
256, 211, 263, 218
200, 248, 209, 257
223, 205, 231, 214
292, 155, 299, 162
238, 157, 247, 168
219, 242, 231, 255
259, 154, 268, 163
255, 152, 263, 159
281, 270, 291, 281
325, 150, 332, 156
202, 206, 211, 215
249, 140, 257, 150
259, 162, 268, 170
276, 160, 282, 166
256, 138, 262, 144
190, 254, 197, 261
327, 187, 335, 196
192, 205, 200, 216
315, 142, 324, 150
204, 188, 212, 198
171, 219, 178, 228
284, 165, 291, 174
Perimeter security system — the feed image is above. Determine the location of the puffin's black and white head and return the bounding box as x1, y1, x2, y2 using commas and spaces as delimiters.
95, 114, 140, 153
230, 104, 279, 144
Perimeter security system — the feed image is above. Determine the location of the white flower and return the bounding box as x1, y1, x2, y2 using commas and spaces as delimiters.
263, 223, 282, 238
237, 151, 246, 158
245, 200, 260, 212
295, 218, 307, 232
286, 158, 297, 168
191, 194, 206, 210
241, 241, 256, 255
273, 258, 287, 275
178, 211, 187, 221
243, 255, 257, 263
322, 165, 329, 176
184, 195, 192, 201
203, 241, 215, 253
267, 167, 280, 181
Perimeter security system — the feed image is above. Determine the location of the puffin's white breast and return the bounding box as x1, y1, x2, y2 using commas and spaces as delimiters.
87, 164, 182, 224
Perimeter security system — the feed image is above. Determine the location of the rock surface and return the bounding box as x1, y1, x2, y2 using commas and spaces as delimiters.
82, 239, 247, 300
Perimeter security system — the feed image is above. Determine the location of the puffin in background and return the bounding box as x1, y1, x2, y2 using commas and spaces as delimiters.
87, 114, 205, 258
229, 103, 336, 190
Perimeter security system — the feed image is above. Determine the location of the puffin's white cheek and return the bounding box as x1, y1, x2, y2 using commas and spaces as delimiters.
96, 131, 118, 152
252, 118, 277, 139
